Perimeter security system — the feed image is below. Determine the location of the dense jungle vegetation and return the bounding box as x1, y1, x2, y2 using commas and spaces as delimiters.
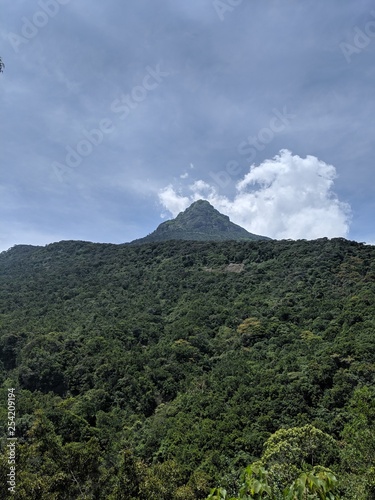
0, 238, 374, 498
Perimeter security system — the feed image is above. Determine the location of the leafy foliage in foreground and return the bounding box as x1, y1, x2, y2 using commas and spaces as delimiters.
0, 238, 374, 498
208, 466, 338, 500
207, 425, 340, 499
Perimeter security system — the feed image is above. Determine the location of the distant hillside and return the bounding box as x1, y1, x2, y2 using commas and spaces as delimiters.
0, 237, 374, 498
131, 199, 270, 243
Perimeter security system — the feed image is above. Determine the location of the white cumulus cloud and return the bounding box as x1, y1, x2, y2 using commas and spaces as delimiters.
158, 150, 351, 240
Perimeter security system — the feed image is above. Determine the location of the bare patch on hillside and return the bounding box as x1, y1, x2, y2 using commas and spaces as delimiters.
203, 262, 245, 273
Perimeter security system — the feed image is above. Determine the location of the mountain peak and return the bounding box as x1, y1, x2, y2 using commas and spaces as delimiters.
131, 199, 270, 244
185, 199, 212, 209
179, 199, 225, 219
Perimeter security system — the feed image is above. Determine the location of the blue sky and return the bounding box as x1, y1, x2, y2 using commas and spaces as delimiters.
1, 0, 374, 251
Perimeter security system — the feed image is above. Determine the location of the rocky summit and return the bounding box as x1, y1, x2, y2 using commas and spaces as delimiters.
131, 199, 270, 243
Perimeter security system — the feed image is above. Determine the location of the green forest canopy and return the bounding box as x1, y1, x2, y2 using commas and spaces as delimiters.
0, 237, 374, 498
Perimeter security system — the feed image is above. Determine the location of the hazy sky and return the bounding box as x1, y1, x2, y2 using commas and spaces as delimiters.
1, 0, 374, 251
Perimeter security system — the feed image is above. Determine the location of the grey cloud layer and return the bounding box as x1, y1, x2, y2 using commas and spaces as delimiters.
1, 0, 374, 250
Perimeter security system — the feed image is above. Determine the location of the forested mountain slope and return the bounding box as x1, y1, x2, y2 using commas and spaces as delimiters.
0, 238, 374, 498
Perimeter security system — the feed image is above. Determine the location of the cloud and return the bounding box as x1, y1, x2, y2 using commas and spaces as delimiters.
158, 185, 191, 217
158, 150, 351, 240
1, 2, 371, 246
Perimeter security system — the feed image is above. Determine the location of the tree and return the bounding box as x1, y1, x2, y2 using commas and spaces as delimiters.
206, 426, 340, 499
340, 385, 375, 498
259, 424, 338, 494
